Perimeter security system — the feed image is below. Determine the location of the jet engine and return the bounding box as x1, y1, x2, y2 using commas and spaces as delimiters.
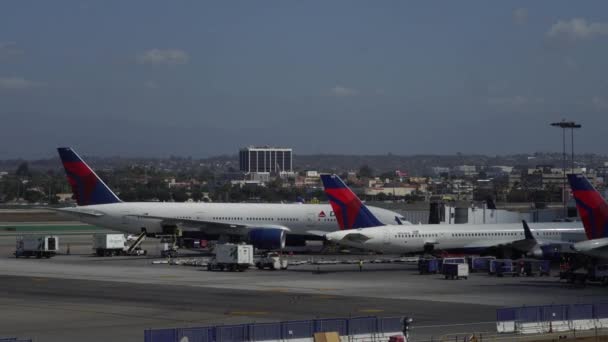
248, 228, 287, 250
528, 244, 564, 260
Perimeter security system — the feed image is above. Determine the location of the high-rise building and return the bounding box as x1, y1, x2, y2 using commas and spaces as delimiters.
239, 146, 293, 174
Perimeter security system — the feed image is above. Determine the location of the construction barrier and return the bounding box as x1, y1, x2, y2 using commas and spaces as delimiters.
497, 303, 608, 334
144, 316, 404, 342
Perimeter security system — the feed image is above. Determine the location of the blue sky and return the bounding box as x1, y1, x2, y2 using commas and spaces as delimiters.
1, 1, 607, 158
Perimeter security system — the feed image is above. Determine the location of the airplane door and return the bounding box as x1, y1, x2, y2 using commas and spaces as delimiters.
121, 211, 134, 226
306, 213, 317, 227
383, 229, 391, 245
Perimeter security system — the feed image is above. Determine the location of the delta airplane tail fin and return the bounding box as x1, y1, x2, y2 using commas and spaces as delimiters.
57, 147, 121, 206
320, 174, 384, 230
568, 174, 608, 240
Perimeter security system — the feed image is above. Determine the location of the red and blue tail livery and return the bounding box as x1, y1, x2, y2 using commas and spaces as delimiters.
568, 174, 608, 240
57, 147, 121, 206
320, 174, 384, 230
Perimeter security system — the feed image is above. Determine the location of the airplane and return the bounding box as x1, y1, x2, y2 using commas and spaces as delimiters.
320, 174, 586, 256
56, 147, 407, 249
566, 173, 608, 259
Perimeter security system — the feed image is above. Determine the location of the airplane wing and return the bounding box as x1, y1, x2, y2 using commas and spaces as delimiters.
338, 232, 372, 243
126, 215, 290, 235
54, 207, 105, 217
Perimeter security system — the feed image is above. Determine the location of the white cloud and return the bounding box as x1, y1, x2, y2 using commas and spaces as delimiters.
0, 42, 24, 59
0, 77, 44, 90
330, 85, 358, 97
136, 49, 190, 65
592, 96, 608, 111
487, 96, 544, 107
512, 8, 528, 25
547, 18, 608, 40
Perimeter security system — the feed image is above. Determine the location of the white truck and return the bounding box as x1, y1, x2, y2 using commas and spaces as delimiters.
443, 263, 469, 280
93, 233, 147, 256
255, 252, 289, 270
93, 233, 127, 256
15, 235, 59, 259
207, 244, 253, 272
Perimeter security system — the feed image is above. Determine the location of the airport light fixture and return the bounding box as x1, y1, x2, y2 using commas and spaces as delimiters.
550, 120, 582, 220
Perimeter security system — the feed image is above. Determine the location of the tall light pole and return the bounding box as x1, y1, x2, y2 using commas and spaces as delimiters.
551, 120, 581, 220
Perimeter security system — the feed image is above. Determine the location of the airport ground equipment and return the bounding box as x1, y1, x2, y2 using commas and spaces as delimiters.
491, 259, 519, 277
159, 235, 179, 258
255, 251, 288, 270
93, 233, 147, 256
517, 259, 551, 277
468, 256, 495, 272
418, 258, 439, 274
561, 263, 608, 285
15, 235, 58, 258
93, 233, 127, 256
440, 257, 466, 273
207, 243, 253, 271
443, 263, 469, 280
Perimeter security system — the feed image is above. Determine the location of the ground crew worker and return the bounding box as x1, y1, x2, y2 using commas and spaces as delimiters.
358, 259, 363, 272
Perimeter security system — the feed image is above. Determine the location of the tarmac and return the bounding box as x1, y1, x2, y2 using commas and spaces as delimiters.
0, 232, 607, 342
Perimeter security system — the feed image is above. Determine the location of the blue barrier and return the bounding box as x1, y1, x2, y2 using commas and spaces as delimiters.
594, 303, 608, 319
498, 302, 608, 324
144, 316, 402, 342
569, 304, 594, 320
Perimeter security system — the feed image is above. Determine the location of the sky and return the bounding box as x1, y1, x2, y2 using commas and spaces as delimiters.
1, 1, 607, 159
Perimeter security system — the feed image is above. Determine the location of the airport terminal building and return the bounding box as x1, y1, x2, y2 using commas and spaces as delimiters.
239, 146, 293, 175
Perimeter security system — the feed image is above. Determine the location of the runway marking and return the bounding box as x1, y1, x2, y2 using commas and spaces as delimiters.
158, 275, 180, 279
227, 311, 269, 316
358, 309, 384, 313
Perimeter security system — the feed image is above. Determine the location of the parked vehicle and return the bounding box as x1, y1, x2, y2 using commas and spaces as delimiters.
469, 256, 495, 273
255, 252, 288, 270
418, 258, 439, 274
93, 233, 147, 256
207, 244, 253, 272
443, 263, 469, 280
561, 263, 608, 285
15, 235, 58, 259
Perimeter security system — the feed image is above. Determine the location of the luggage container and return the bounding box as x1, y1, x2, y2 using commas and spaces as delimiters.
443, 263, 469, 280
418, 258, 439, 274
441, 257, 466, 273
493, 259, 518, 277
15, 235, 59, 258
519, 259, 551, 277
469, 256, 495, 273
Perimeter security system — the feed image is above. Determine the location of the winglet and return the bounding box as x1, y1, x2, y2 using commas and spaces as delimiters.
57, 147, 121, 206
568, 174, 608, 240
320, 174, 384, 230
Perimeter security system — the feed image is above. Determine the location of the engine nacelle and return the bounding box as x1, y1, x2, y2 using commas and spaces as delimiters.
528, 244, 564, 260
248, 228, 286, 250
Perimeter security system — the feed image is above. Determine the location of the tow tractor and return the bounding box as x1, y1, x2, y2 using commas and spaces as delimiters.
255, 251, 289, 270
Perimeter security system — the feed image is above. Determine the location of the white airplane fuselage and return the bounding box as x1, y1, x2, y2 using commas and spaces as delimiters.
59, 202, 404, 237
326, 222, 586, 254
